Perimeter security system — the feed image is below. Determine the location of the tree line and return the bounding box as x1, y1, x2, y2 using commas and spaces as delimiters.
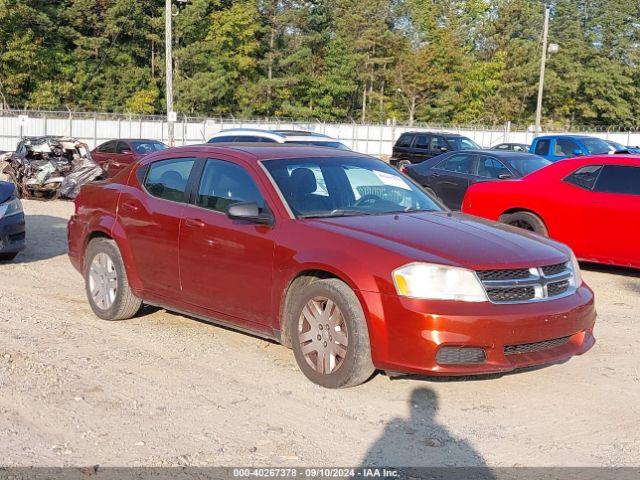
1, 0, 639, 128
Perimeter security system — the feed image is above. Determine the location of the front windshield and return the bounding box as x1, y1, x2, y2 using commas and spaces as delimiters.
607, 140, 626, 151
263, 156, 443, 218
582, 138, 613, 155
287, 140, 351, 151
507, 155, 551, 176
447, 136, 480, 150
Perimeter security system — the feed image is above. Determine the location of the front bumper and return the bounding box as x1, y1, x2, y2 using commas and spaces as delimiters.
0, 212, 26, 254
362, 284, 596, 376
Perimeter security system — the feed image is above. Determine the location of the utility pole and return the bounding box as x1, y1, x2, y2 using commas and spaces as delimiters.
165, 0, 175, 146
535, 7, 550, 136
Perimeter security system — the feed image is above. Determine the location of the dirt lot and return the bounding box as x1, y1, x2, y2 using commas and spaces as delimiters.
0, 199, 639, 468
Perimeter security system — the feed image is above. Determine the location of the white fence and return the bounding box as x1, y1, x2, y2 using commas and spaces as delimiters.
1, 110, 639, 156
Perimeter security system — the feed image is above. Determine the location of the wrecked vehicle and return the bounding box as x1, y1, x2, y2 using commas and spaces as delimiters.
1, 136, 104, 200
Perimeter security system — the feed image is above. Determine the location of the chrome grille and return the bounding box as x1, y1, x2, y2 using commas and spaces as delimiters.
477, 262, 574, 304
504, 336, 571, 355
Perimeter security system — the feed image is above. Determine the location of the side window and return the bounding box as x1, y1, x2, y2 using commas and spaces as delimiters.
98, 141, 116, 153
437, 154, 474, 174
594, 165, 640, 195
209, 136, 236, 143
495, 144, 509, 150
477, 157, 509, 178
396, 134, 413, 148
234, 136, 264, 142
430, 136, 448, 150
197, 159, 267, 213
565, 165, 603, 190
534, 139, 550, 156
414, 135, 430, 149
555, 138, 580, 156
144, 158, 195, 203
115, 141, 130, 154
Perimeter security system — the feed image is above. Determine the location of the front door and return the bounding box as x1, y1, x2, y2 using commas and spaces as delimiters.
179, 158, 275, 326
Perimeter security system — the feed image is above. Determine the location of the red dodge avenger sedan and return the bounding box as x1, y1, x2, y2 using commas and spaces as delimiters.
68, 145, 596, 388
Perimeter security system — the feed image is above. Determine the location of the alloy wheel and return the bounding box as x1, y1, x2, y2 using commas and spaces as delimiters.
88, 252, 118, 310
298, 296, 349, 375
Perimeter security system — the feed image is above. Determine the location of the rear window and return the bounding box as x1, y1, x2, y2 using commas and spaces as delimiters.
565, 165, 603, 190
396, 134, 413, 148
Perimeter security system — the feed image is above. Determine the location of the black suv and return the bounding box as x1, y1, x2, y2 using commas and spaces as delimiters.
390, 132, 480, 169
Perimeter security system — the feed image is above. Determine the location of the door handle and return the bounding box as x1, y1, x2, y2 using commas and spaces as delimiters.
121, 202, 139, 212
431, 172, 440, 178
185, 218, 205, 228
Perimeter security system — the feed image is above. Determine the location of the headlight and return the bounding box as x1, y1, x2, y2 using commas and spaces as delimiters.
392, 263, 488, 302
0, 197, 23, 219
568, 251, 583, 287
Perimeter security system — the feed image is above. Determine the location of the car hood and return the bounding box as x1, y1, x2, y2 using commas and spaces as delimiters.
309, 211, 569, 270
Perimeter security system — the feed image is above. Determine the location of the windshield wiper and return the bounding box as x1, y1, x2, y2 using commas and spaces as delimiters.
299, 209, 375, 219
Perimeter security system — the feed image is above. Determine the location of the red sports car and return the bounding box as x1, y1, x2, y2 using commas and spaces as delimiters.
462, 155, 640, 269
68, 145, 595, 388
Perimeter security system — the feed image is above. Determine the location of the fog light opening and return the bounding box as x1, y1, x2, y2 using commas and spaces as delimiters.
436, 346, 487, 365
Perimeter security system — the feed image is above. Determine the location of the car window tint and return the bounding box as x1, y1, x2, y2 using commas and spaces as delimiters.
477, 157, 508, 178
115, 141, 130, 154
131, 141, 167, 154
430, 136, 448, 150
437, 154, 474, 174
414, 135, 429, 149
555, 139, 580, 156
209, 136, 236, 143
98, 141, 116, 153
144, 158, 195, 203
197, 159, 267, 213
495, 144, 508, 150
396, 134, 413, 148
534, 139, 550, 156
565, 165, 603, 190
594, 165, 640, 195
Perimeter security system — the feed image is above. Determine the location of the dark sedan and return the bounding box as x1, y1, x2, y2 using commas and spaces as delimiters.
405, 150, 550, 210
0, 181, 26, 261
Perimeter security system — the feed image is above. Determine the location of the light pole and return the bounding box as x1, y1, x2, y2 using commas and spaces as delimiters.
534, 7, 550, 136
165, 0, 175, 146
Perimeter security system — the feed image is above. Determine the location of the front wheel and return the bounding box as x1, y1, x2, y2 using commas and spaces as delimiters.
289, 278, 375, 388
500, 211, 548, 236
84, 238, 142, 320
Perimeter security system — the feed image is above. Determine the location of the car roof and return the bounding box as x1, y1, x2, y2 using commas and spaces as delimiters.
141, 143, 367, 163
208, 128, 336, 142
401, 131, 468, 137
534, 134, 604, 140
438, 149, 538, 158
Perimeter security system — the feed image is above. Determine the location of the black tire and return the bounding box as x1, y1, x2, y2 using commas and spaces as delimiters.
84, 238, 142, 321
0, 252, 18, 262
500, 211, 548, 236
288, 278, 375, 388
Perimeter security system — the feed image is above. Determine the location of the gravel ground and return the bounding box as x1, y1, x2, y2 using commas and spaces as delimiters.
0, 199, 639, 468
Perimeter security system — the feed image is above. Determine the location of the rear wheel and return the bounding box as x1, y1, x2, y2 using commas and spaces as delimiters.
500, 211, 548, 236
289, 278, 375, 388
84, 238, 142, 321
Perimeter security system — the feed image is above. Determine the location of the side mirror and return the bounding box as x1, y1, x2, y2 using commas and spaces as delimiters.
227, 202, 274, 225
572, 149, 583, 157
439, 147, 448, 153
498, 173, 512, 180
120, 149, 133, 155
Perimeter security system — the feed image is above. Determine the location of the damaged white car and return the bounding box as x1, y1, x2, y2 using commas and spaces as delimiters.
0, 136, 104, 200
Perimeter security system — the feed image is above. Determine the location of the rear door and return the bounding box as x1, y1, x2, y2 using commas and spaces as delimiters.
109, 141, 136, 177
117, 157, 197, 298
431, 153, 476, 210
410, 134, 431, 164
532, 138, 552, 160
392, 133, 414, 165
93, 140, 117, 170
